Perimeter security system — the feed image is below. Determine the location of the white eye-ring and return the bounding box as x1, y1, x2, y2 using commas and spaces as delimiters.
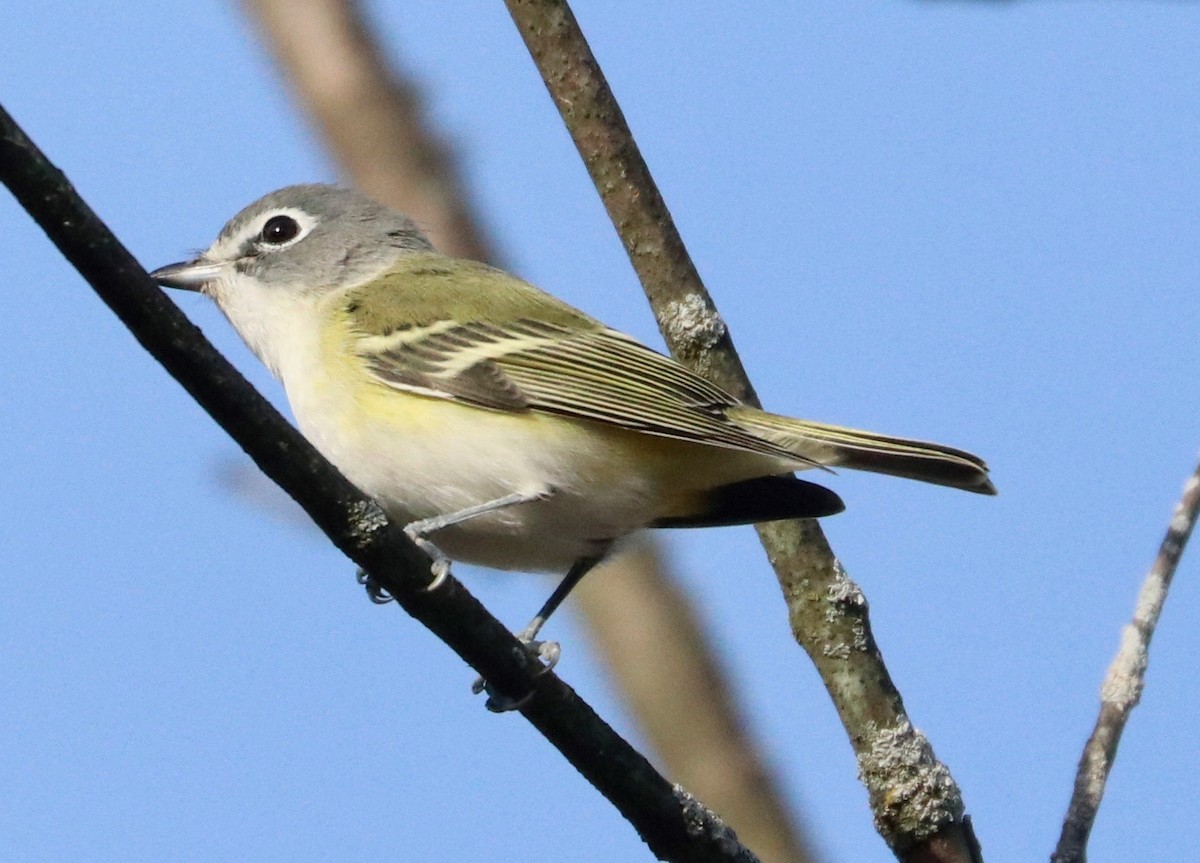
254, 208, 316, 249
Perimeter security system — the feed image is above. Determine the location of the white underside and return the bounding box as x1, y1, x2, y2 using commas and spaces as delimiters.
299, 400, 658, 572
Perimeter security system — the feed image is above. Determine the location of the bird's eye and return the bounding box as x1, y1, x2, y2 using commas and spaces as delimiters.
260, 215, 301, 245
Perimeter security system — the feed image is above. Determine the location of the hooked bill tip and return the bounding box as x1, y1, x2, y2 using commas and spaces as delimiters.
149, 259, 224, 291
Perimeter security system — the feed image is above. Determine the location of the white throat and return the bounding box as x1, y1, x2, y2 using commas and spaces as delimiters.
207, 272, 327, 384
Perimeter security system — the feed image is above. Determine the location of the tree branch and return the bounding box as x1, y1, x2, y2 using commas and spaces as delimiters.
0, 103, 757, 863
501, 2, 981, 859
1052, 456, 1200, 863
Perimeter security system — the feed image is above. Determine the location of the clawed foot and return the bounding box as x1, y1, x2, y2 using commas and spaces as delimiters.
403, 522, 455, 592
356, 523, 453, 603
355, 568, 394, 604
472, 637, 561, 712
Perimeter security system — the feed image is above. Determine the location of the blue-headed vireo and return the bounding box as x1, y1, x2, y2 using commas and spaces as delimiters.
151, 185, 993, 655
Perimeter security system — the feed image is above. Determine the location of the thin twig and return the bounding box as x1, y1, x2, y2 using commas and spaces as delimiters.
502, 2, 981, 859
0, 102, 757, 863
241, 3, 817, 857
1052, 457, 1200, 863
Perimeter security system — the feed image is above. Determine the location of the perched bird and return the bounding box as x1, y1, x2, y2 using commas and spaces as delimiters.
152, 184, 993, 655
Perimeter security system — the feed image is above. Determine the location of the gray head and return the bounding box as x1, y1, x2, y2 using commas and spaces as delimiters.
151, 184, 434, 295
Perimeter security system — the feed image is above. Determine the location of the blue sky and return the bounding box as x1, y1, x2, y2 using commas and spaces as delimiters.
2, 3, 1197, 862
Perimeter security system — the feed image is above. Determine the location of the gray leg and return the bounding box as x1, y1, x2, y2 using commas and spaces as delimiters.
404, 489, 552, 539
475, 553, 609, 712
516, 554, 606, 644
359, 487, 553, 603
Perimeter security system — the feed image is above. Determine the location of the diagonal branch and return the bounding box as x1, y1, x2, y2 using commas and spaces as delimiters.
501, 2, 981, 860
1052, 456, 1200, 863
0, 103, 757, 863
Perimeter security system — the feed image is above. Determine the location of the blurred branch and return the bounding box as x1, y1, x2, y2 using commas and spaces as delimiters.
502, 1, 980, 860
242, 2, 817, 859
241, 0, 496, 262
581, 542, 821, 863
0, 103, 757, 863
1052, 457, 1200, 863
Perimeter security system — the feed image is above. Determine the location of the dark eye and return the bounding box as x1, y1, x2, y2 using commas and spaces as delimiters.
260, 215, 300, 245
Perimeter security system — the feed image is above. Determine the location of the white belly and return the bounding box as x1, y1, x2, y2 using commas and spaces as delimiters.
290, 377, 673, 572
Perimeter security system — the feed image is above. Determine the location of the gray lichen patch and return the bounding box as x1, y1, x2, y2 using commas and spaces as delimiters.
822, 642, 853, 659
1100, 624, 1148, 707
857, 720, 964, 846
662, 294, 727, 353
347, 498, 389, 543
824, 562, 868, 651
673, 785, 759, 862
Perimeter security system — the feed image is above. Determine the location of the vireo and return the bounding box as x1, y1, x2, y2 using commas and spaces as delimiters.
151, 185, 993, 654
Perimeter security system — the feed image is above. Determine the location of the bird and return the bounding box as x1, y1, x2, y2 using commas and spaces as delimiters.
151, 184, 993, 668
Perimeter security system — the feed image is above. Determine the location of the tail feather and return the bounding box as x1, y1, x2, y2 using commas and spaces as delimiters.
652, 475, 845, 529
727, 407, 996, 495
